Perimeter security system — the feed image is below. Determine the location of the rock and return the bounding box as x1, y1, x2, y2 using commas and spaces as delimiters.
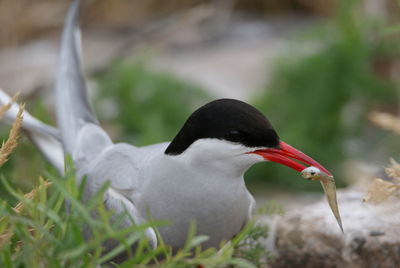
269, 188, 400, 268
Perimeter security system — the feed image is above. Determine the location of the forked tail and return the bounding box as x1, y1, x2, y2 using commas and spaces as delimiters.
56, 0, 111, 167
56, 0, 99, 156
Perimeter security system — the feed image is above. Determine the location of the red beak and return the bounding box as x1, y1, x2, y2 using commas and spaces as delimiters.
251, 141, 332, 176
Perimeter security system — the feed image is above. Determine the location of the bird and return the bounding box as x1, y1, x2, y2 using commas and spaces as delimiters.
0, 0, 332, 254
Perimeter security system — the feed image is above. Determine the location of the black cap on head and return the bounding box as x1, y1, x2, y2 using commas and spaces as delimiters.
165, 99, 280, 155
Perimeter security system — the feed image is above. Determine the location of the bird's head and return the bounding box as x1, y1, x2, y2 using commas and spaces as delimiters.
165, 99, 331, 177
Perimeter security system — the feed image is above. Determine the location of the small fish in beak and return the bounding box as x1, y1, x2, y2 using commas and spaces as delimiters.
301, 166, 344, 233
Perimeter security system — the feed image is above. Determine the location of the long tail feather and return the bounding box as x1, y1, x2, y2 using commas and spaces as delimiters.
56, 0, 98, 155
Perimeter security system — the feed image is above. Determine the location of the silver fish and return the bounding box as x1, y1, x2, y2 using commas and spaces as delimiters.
301, 166, 344, 233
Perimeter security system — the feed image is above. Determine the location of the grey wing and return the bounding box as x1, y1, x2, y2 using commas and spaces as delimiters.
83, 143, 158, 248
104, 188, 157, 249
0, 89, 64, 173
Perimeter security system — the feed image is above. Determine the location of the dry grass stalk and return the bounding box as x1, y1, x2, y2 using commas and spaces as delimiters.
0, 103, 24, 167
13, 179, 52, 214
363, 159, 400, 204
0, 231, 12, 249
385, 158, 400, 183
363, 178, 400, 204
0, 179, 52, 249
369, 111, 400, 135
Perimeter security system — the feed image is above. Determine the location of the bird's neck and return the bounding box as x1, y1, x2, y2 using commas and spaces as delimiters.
168, 139, 262, 178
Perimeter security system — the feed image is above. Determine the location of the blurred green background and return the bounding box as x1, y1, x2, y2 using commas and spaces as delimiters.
1, 0, 400, 201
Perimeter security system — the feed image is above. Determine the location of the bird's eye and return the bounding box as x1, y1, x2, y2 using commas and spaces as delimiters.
226, 130, 243, 142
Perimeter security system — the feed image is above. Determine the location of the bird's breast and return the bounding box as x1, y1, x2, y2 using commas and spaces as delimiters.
138, 161, 252, 250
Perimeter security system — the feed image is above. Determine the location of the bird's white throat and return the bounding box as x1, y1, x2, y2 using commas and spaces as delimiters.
171, 138, 264, 178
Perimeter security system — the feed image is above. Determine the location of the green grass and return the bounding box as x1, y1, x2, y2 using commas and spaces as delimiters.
0, 157, 274, 267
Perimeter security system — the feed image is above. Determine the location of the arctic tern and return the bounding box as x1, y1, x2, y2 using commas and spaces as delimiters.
0, 0, 332, 253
